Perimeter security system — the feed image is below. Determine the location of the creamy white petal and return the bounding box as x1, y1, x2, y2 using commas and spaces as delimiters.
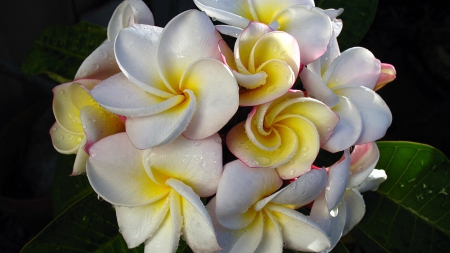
50, 121, 82, 154
325, 150, 350, 211
254, 211, 283, 253
193, 0, 252, 28
355, 169, 387, 193
342, 189, 365, 235
216, 25, 244, 38
72, 136, 89, 175
300, 67, 339, 107
74, 41, 120, 80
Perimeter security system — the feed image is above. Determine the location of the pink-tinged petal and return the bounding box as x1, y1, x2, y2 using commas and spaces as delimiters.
322, 96, 362, 153
310, 191, 346, 251
323, 47, 381, 90
166, 178, 221, 252
74, 41, 121, 80
193, 0, 253, 28
270, 167, 327, 208
219, 40, 237, 70
251, 0, 315, 24
333, 86, 392, 144
300, 68, 339, 107
216, 25, 244, 38
267, 204, 331, 252
348, 142, 379, 188
180, 58, 239, 139
374, 63, 396, 91
250, 32, 300, 76
275, 5, 332, 64
49, 121, 83, 154
107, 0, 154, 41
80, 105, 125, 153
143, 134, 223, 197
86, 133, 171, 206
115, 24, 174, 98
236, 22, 273, 71
144, 190, 182, 253
355, 169, 387, 193
207, 198, 264, 253
254, 211, 283, 253
115, 197, 169, 248
157, 10, 223, 91
125, 89, 196, 149
342, 189, 365, 235
274, 115, 320, 179
240, 60, 295, 106
90, 73, 184, 118
72, 137, 89, 175
325, 150, 350, 211
227, 122, 298, 168
215, 160, 282, 230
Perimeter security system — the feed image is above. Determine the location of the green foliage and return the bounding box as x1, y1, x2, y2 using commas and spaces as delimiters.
352, 141, 450, 252
316, 0, 379, 51
22, 22, 106, 82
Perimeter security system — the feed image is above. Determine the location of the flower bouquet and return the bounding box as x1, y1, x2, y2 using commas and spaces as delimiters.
20, 0, 450, 252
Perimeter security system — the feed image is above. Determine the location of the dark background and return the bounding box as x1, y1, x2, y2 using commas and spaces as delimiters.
1, 0, 449, 252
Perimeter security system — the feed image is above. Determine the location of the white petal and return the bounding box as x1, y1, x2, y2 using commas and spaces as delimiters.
355, 169, 387, 193
250, 0, 315, 24
87, 133, 170, 206
74, 41, 120, 80
323, 47, 381, 90
325, 150, 350, 211
144, 134, 222, 197
125, 89, 196, 149
254, 211, 283, 253
333, 86, 392, 144
180, 58, 239, 139
216, 25, 243, 38
275, 5, 332, 64
166, 178, 221, 252
215, 160, 282, 230
300, 67, 339, 107
342, 189, 365, 235
267, 204, 330, 252
115, 197, 169, 248
193, 0, 252, 28
322, 96, 362, 153
348, 142, 379, 188
157, 10, 223, 91
72, 136, 89, 175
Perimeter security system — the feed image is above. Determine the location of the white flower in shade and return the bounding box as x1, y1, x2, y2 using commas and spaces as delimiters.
219, 22, 300, 106
50, 79, 124, 175
226, 90, 339, 179
207, 159, 331, 253
301, 46, 395, 152
87, 132, 224, 253
194, 0, 333, 64
90, 10, 239, 149
310, 142, 387, 251
75, 0, 154, 80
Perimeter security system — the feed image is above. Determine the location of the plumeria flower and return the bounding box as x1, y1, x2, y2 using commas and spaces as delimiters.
301, 46, 395, 152
207, 159, 330, 252
310, 142, 387, 251
226, 90, 339, 179
75, 0, 154, 80
219, 22, 300, 106
194, 0, 333, 64
50, 79, 125, 175
87, 132, 223, 253
90, 10, 239, 149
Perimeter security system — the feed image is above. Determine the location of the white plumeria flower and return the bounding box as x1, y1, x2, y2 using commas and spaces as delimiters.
75, 0, 154, 80
194, 0, 333, 64
90, 10, 239, 149
301, 46, 395, 152
310, 142, 387, 251
87, 132, 224, 253
50, 79, 124, 175
207, 159, 331, 252
219, 22, 301, 106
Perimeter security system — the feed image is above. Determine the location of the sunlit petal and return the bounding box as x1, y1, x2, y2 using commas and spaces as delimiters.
193, 0, 252, 27
355, 169, 387, 193
72, 137, 89, 175
216, 25, 244, 38
251, 0, 315, 24
348, 142, 379, 188
325, 150, 350, 211
254, 211, 283, 253
49, 122, 83, 154
74, 41, 120, 80
342, 189, 365, 235
299, 67, 339, 107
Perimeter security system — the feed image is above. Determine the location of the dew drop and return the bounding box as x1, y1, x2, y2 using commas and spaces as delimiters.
52, 127, 57, 131
289, 170, 295, 176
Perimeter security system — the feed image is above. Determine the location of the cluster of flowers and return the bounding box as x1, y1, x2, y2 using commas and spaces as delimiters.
50, 0, 396, 252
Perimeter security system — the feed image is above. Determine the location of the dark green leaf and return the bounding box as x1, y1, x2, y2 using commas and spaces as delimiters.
353, 141, 450, 252
316, 0, 379, 50
22, 22, 106, 82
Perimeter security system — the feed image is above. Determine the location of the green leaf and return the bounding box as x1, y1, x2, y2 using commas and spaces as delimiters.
21, 193, 144, 253
51, 154, 93, 215
352, 141, 450, 252
316, 0, 378, 50
22, 22, 106, 82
